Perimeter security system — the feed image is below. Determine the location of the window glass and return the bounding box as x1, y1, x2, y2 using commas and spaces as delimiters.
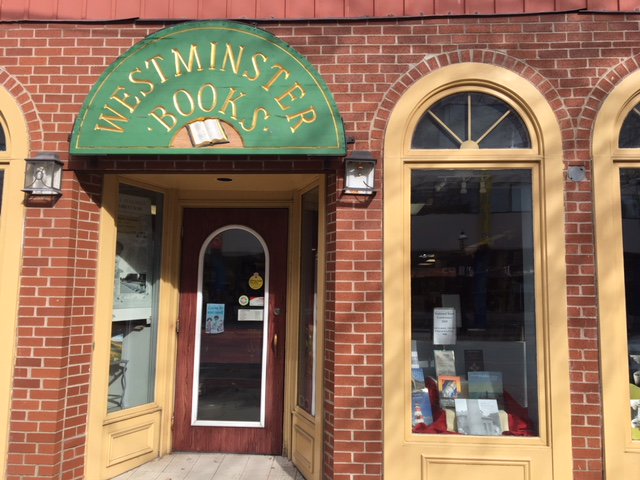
619, 169, 640, 438
619, 106, 640, 148
0, 124, 6, 151
108, 185, 163, 412
195, 227, 267, 424
296, 187, 320, 416
410, 169, 538, 436
0, 170, 4, 214
411, 93, 531, 150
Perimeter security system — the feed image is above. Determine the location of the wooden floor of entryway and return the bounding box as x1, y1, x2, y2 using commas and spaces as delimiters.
113, 453, 304, 480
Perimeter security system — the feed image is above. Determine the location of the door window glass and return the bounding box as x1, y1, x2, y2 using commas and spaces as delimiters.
296, 187, 319, 416
108, 185, 163, 412
194, 227, 269, 426
411, 169, 538, 436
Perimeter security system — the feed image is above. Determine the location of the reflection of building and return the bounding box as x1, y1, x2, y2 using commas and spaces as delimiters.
1, 3, 640, 480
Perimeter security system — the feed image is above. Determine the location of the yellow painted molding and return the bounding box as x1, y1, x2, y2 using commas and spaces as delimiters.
0, 88, 30, 480
85, 175, 119, 480
593, 69, 640, 478
287, 179, 325, 480
383, 62, 571, 479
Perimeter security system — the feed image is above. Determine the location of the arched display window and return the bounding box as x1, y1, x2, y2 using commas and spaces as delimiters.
409, 92, 538, 434
593, 69, 640, 478
384, 63, 572, 479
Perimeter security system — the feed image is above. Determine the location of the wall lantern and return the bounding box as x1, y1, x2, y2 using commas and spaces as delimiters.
23, 153, 63, 196
344, 151, 376, 195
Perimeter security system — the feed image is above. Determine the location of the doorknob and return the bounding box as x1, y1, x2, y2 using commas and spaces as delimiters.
272, 333, 278, 351
274, 307, 281, 316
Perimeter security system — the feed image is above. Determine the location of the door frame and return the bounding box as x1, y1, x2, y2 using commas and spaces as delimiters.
86, 173, 325, 478
173, 208, 289, 453
288, 181, 326, 480
171, 178, 326, 466
172, 198, 295, 454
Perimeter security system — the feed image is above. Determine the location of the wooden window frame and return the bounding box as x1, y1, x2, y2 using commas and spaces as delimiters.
383, 63, 572, 479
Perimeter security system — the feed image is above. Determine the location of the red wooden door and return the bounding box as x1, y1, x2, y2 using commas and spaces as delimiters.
173, 208, 288, 454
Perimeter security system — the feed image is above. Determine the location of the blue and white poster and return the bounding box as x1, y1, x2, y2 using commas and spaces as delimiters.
205, 303, 225, 334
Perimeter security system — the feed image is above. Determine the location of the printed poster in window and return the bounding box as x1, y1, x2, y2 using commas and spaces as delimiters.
113, 193, 153, 322
205, 303, 225, 334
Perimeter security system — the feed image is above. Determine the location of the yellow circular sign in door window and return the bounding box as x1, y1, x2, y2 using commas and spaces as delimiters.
249, 272, 264, 290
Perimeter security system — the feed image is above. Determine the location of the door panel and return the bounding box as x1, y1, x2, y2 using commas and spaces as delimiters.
173, 208, 288, 454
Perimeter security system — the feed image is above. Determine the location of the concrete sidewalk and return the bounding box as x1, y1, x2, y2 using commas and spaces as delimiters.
113, 453, 304, 480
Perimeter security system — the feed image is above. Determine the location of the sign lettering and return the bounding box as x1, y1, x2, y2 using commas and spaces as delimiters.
71, 21, 345, 155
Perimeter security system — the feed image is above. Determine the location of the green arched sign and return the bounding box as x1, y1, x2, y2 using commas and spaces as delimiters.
71, 21, 346, 156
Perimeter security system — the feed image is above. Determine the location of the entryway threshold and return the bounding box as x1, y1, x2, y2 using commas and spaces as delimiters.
113, 453, 304, 480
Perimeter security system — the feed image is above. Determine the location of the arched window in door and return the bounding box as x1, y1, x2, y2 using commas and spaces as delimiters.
193, 226, 270, 426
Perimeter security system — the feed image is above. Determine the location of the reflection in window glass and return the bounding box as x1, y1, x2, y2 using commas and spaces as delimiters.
297, 187, 319, 416
0, 123, 6, 151
108, 185, 163, 412
410, 169, 538, 436
619, 169, 640, 438
411, 93, 531, 150
0, 170, 4, 214
619, 107, 640, 148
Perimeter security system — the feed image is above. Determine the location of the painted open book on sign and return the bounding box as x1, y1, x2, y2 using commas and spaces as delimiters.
187, 118, 230, 147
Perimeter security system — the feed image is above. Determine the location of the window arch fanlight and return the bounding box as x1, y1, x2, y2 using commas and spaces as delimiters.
411, 92, 531, 150
0, 122, 6, 152
619, 101, 640, 148
383, 63, 572, 480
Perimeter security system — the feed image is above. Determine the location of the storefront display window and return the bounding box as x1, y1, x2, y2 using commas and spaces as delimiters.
409, 92, 538, 437
619, 105, 640, 438
619, 169, 640, 438
411, 169, 537, 436
108, 184, 164, 412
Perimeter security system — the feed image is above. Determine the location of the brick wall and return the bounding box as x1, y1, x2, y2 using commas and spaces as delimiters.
4, 11, 637, 479
8, 172, 102, 480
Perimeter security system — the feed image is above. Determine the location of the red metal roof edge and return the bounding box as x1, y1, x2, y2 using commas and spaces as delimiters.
1, 8, 637, 24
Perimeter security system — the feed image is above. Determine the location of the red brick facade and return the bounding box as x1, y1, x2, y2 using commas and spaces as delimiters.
4, 11, 638, 479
